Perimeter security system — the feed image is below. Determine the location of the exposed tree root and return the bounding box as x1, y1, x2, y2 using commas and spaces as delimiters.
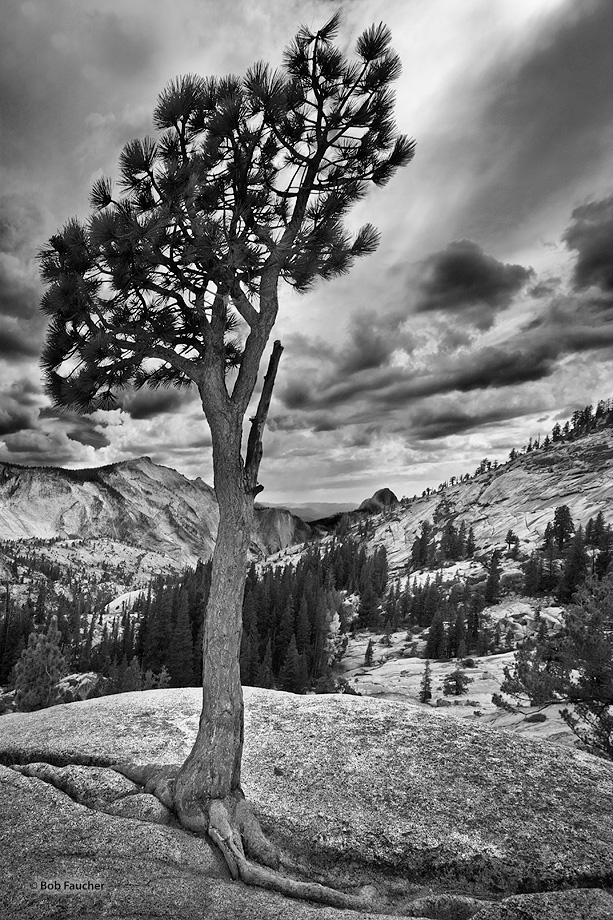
113, 762, 372, 911
206, 796, 371, 910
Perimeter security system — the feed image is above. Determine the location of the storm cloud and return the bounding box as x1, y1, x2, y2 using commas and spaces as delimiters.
117, 387, 196, 420
0, 193, 48, 364
407, 403, 535, 442
563, 195, 613, 294
414, 240, 533, 327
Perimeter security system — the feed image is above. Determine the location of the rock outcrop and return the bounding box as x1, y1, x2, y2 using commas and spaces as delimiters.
0, 456, 311, 566
1, 687, 612, 919
358, 487, 399, 514
366, 429, 613, 574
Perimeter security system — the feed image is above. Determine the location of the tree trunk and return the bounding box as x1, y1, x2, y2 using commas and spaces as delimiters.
174, 412, 251, 817
122, 371, 370, 907
171, 409, 278, 870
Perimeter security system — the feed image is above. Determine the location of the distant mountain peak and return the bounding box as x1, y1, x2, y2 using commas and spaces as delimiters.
358, 488, 399, 514
0, 456, 311, 565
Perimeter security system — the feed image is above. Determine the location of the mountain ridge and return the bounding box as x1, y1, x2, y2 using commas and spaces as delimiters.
1, 427, 612, 578
0, 456, 313, 566
365, 428, 613, 576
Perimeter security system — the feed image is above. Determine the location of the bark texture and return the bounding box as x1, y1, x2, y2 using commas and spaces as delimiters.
173, 413, 252, 832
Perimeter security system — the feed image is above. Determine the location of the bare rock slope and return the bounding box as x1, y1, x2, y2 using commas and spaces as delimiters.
1, 688, 612, 919
0, 456, 311, 566
368, 429, 613, 574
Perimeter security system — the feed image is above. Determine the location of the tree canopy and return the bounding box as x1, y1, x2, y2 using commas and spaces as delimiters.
39, 12, 415, 432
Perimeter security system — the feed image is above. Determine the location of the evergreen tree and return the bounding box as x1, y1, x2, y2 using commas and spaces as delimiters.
295, 597, 311, 654
156, 665, 171, 690
37, 11, 415, 857
15, 615, 66, 712
167, 594, 195, 687
79, 613, 96, 671
552, 505, 575, 553
595, 526, 613, 580
558, 527, 589, 603
143, 588, 173, 673
457, 521, 468, 559
245, 621, 261, 686
411, 521, 433, 568
364, 638, 374, 666
274, 596, 296, 672
279, 636, 307, 694
499, 573, 613, 759
357, 581, 380, 629
425, 610, 446, 659
523, 552, 544, 596
450, 610, 467, 660
34, 583, 47, 625
484, 550, 502, 605
419, 659, 432, 702
116, 653, 129, 691
592, 512, 607, 550
255, 639, 274, 689
443, 666, 472, 696
121, 657, 143, 692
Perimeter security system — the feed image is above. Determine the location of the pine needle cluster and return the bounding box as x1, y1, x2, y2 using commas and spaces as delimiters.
38, 13, 414, 416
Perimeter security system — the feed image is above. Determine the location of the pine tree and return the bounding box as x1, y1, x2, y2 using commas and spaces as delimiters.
34, 582, 46, 626
595, 526, 612, 580
484, 550, 502, 605
419, 659, 432, 702
558, 527, 589, 602
523, 552, 544, 596
37, 11, 414, 860
116, 653, 129, 690
167, 594, 195, 687
255, 639, 274, 689
79, 613, 96, 671
143, 588, 173, 673
15, 615, 66, 712
425, 610, 447, 659
245, 621, 261, 686
156, 665, 171, 689
552, 505, 575, 553
450, 610, 467, 660
295, 597, 311, 654
357, 581, 380, 629
411, 521, 433, 568
499, 573, 613, 759
364, 638, 374, 666
121, 657, 143, 692
592, 512, 607, 550
443, 666, 472, 696
279, 636, 307, 694
274, 597, 295, 672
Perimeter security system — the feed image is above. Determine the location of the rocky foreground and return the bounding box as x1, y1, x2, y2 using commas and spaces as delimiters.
1, 688, 613, 920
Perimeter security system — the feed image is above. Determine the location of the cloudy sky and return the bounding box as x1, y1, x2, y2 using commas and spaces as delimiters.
1, 0, 612, 504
